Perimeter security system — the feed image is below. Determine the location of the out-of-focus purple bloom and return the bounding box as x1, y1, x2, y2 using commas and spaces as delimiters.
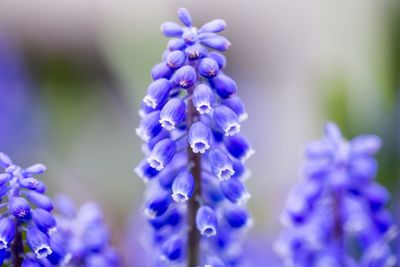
135, 7, 253, 266
49, 194, 120, 266
275, 122, 397, 267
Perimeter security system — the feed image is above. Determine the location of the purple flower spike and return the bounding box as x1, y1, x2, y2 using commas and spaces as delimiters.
136, 8, 252, 266
275, 122, 396, 266
0, 152, 57, 262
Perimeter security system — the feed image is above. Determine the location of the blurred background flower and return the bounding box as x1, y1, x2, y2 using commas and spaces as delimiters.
0, 0, 399, 265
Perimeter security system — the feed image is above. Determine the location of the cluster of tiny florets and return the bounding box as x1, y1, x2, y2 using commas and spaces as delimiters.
135, 7, 253, 266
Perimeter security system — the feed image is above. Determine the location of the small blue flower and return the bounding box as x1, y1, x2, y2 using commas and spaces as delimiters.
167, 38, 186, 51
165, 50, 186, 70
32, 208, 57, 235
221, 95, 248, 122
211, 74, 237, 99
143, 78, 171, 109
26, 227, 52, 259
160, 236, 184, 262
26, 191, 54, 211
177, 7, 192, 27
220, 178, 251, 204
160, 22, 183, 37
223, 206, 250, 229
199, 19, 227, 33
9, 197, 31, 220
188, 121, 212, 153
136, 110, 163, 142
172, 171, 194, 202
147, 139, 177, 171
196, 206, 217, 237
151, 62, 173, 81
200, 34, 231, 51
0, 218, 15, 249
213, 105, 240, 136
159, 98, 186, 130
225, 133, 254, 161
185, 44, 207, 60
145, 191, 171, 219
199, 57, 219, 78
208, 52, 226, 69
209, 149, 235, 181
173, 65, 197, 88
192, 84, 214, 115
134, 158, 160, 183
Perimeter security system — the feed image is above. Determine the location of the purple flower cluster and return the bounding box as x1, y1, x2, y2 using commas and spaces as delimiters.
49, 195, 120, 267
275, 123, 396, 266
0, 152, 56, 266
135, 8, 253, 266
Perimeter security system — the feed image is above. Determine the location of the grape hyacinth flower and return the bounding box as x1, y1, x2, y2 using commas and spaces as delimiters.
135, 8, 253, 266
48, 194, 120, 267
0, 152, 56, 266
275, 122, 397, 267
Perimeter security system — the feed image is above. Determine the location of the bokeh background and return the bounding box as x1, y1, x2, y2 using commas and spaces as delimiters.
0, 0, 399, 266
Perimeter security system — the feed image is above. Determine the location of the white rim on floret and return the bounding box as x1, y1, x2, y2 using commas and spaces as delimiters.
35, 245, 52, 259
159, 118, 176, 131
190, 139, 210, 154
143, 96, 157, 109
195, 102, 212, 115
217, 166, 235, 181
172, 190, 189, 203
147, 156, 164, 171
224, 123, 240, 136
